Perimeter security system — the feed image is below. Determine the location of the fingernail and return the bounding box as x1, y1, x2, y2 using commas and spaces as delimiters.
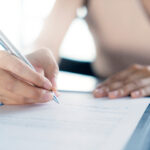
132, 91, 140, 98
109, 91, 119, 98
94, 88, 106, 97
96, 89, 104, 94
41, 91, 52, 102
44, 79, 52, 90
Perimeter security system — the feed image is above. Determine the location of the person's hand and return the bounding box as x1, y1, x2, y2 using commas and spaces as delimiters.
0, 48, 58, 105
26, 48, 59, 91
93, 64, 150, 99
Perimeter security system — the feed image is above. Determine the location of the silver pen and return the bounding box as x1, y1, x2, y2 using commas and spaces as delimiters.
0, 30, 59, 104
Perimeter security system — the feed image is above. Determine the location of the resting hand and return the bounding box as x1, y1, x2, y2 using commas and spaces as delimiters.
0, 48, 58, 105
93, 64, 150, 99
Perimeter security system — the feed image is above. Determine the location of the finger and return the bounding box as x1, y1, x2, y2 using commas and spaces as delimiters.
106, 72, 147, 92
0, 95, 44, 105
0, 51, 52, 90
94, 81, 125, 98
0, 94, 13, 105
0, 88, 51, 105
0, 95, 31, 105
39, 49, 59, 88
45, 60, 59, 88
94, 65, 143, 98
107, 81, 123, 91
114, 64, 143, 81
109, 76, 150, 99
0, 69, 53, 102
94, 76, 143, 98
93, 87, 109, 98
0, 91, 30, 105
124, 71, 148, 84
131, 86, 150, 98
108, 81, 141, 99
98, 64, 142, 88
45, 65, 59, 93
51, 77, 57, 90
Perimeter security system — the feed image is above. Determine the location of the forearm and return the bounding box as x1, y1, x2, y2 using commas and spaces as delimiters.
141, 0, 150, 17
33, 0, 84, 62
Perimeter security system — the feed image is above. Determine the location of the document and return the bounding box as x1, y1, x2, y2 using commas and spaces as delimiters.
0, 92, 149, 150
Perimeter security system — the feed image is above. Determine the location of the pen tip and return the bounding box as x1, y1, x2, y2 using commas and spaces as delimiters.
53, 95, 60, 104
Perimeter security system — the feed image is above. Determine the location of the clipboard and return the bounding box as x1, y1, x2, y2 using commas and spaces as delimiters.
124, 104, 150, 150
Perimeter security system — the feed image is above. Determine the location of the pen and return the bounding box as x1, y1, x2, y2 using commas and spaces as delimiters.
0, 30, 59, 104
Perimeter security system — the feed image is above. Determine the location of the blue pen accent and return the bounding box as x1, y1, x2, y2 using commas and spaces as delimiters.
0, 30, 59, 104
0, 102, 3, 106
52, 94, 60, 104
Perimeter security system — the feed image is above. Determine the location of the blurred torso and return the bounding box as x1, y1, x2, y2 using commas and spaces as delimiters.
85, 0, 150, 77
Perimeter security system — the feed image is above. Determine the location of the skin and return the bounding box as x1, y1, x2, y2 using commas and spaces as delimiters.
93, 64, 150, 98
142, 0, 150, 17
0, 48, 58, 104
34, 0, 150, 99
93, 0, 150, 99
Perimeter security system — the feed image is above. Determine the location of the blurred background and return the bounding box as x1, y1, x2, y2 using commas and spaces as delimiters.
0, 0, 96, 61
0, 0, 97, 92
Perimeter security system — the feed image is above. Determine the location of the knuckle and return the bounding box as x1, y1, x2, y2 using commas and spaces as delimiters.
124, 78, 131, 84
131, 64, 142, 70
124, 82, 138, 92
123, 85, 131, 92
144, 66, 150, 73
109, 82, 122, 90
132, 80, 140, 87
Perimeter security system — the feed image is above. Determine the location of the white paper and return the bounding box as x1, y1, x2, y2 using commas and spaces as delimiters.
0, 92, 149, 150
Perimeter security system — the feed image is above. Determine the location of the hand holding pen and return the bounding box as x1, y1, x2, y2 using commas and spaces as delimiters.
0, 30, 59, 105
